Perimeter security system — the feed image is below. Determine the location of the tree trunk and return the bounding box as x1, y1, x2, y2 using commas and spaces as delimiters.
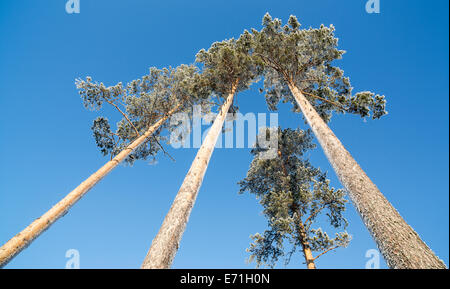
302, 246, 316, 269
141, 84, 237, 269
0, 104, 180, 268
279, 149, 316, 269
287, 82, 446, 269
297, 220, 316, 269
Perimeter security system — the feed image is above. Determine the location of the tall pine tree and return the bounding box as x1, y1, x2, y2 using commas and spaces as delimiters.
0, 65, 209, 268
249, 14, 445, 268
240, 128, 350, 269
141, 32, 260, 269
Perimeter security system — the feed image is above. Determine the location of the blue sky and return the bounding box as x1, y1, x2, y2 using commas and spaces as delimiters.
0, 0, 448, 269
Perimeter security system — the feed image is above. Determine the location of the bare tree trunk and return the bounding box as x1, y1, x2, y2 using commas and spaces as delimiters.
302, 247, 316, 269
297, 221, 316, 269
287, 82, 446, 269
0, 104, 180, 268
141, 85, 237, 269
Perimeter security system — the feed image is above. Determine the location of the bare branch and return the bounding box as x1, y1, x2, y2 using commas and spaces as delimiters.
153, 136, 175, 162
313, 245, 340, 261
300, 90, 345, 109
304, 203, 327, 227
106, 99, 141, 137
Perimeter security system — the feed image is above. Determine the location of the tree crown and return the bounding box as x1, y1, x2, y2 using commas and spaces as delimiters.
251, 13, 387, 122
76, 64, 210, 163
239, 127, 350, 268
196, 31, 261, 101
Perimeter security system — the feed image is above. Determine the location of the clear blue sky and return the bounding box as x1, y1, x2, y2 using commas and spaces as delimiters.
0, 0, 448, 269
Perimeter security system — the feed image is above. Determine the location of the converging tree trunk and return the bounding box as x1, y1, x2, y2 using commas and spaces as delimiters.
141, 84, 237, 269
0, 104, 180, 268
297, 221, 316, 269
287, 82, 446, 269
278, 149, 316, 269
252, 13, 445, 268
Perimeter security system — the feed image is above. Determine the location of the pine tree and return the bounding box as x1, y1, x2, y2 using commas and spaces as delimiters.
240, 127, 350, 269
249, 13, 446, 268
0, 65, 208, 268
141, 33, 260, 269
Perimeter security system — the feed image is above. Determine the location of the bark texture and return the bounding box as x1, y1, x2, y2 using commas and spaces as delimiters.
0, 105, 180, 268
141, 89, 236, 269
288, 82, 446, 269
297, 221, 316, 269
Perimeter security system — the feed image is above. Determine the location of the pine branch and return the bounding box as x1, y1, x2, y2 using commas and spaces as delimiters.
312, 245, 340, 261
153, 136, 175, 162
304, 203, 327, 227
300, 90, 345, 109
106, 99, 141, 137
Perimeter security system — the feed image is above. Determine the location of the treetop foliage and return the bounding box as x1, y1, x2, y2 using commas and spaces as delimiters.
75, 13, 388, 166
251, 13, 387, 122
196, 31, 262, 100
239, 127, 350, 268
76, 64, 210, 164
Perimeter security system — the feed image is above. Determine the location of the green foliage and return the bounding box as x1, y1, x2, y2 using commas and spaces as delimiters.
252, 13, 387, 122
196, 31, 261, 111
91, 117, 115, 156
77, 76, 125, 111
239, 127, 350, 268
76, 65, 210, 163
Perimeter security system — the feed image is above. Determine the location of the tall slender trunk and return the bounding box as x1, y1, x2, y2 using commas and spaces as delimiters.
297, 221, 316, 269
0, 104, 180, 268
278, 148, 316, 269
287, 81, 446, 269
141, 83, 238, 269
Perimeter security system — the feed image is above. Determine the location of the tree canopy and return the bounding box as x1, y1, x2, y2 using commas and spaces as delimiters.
76, 64, 210, 163
196, 31, 261, 109
251, 13, 387, 122
239, 127, 350, 268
